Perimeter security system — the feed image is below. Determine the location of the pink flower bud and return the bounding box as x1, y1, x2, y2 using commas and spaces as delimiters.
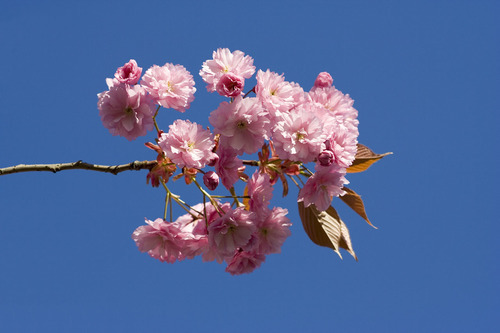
207, 153, 219, 167
314, 72, 333, 88
115, 59, 142, 85
318, 150, 334, 166
203, 171, 220, 191
215, 73, 245, 98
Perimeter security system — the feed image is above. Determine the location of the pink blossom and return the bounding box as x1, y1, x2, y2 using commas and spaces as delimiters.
247, 171, 273, 219
141, 63, 196, 112
255, 69, 306, 120
208, 207, 257, 257
255, 207, 291, 255
209, 96, 270, 155
326, 121, 359, 168
158, 119, 215, 169
214, 146, 244, 190
203, 171, 219, 191
173, 212, 209, 260
297, 165, 348, 211
313, 72, 333, 88
272, 102, 328, 162
131, 218, 184, 263
225, 250, 266, 276
114, 59, 142, 85
200, 48, 255, 93
97, 82, 155, 141
308, 86, 359, 167
308, 86, 358, 124
215, 72, 245, 98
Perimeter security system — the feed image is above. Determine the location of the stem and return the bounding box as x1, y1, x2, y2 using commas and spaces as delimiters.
153, 106, 161, 135
289, 175, 301, 190
243, 86, 255, 98
242, 160, 259, 167
160, 180, 199, 217
193, 179, 223, 216
229, 187, 241, 207
164, 191, 170, 221
0, 160, 156, 176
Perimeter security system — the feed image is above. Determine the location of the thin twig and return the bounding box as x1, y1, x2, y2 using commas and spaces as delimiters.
0, 160, 157, 176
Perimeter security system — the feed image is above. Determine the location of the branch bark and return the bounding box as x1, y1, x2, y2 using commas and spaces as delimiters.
0, 160, 157, 176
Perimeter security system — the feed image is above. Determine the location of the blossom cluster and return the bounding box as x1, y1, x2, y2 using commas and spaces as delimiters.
97, 48, 360, 275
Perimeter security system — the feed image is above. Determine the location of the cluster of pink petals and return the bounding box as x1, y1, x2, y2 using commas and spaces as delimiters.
114, 59, 142, 85
255, 69, 305, 120
131, 218, 184, 263
298, 164, 348, 211
225, 250, 266, 275
97, 79, 155, 141
214, 146, 244, 190
209, 96, 270, 155
272, 102, 328, 162
208, 207, 257, 257
254, 207, 291, 255
308, 84, 359, 167
247, 171, 273, 219
200, 48, 255, 94
158, 119, 215, 169
132, 201, 292, 275
141, 63, 196, 112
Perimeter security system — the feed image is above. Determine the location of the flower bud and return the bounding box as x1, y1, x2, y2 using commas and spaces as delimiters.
114, 59, 142, 85
313, 72, 333, 88
215, 73, 245, 98
203, 171, 220, 191
318, 150, 334, 166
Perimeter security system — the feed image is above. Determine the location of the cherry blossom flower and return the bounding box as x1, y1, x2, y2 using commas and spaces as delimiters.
208, 207, 257, 257
114, 59, 142, 85
141, 63, 196, 112
297, 165, 348, 212
209, 96, 270, 155
313, 71, 333, 88
255, 69, 306, 120
200, 48, 255, 93
225, 250, 266, 276
254, 207, 291, 255
247, 171, 273, 219
158, 119, 215, 169
215, 72, 245, 98
272, 102, 328, 162
214, 146, 244, 190
131, 218, 184, 263
97, 82, 155, 141
308, 86, 359, 167
308, 85, 358, 124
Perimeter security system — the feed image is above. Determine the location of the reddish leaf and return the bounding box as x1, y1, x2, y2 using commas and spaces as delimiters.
339, 187, 377, 229
347, 143, 392, 173
243, 185, 250, 210
298, 202, 357, 261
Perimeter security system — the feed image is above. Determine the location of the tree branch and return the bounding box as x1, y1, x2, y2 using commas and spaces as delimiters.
0, 160, 157, 176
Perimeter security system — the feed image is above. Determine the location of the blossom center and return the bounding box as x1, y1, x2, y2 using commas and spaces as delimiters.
295, 130, 307, 142
124, 106, 134, 114
236, 120, 247, 129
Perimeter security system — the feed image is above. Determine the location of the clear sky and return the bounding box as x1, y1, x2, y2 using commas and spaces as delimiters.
1, 1, 498, 332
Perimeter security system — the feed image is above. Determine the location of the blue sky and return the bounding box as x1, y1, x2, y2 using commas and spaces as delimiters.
1, 1, 498, 332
